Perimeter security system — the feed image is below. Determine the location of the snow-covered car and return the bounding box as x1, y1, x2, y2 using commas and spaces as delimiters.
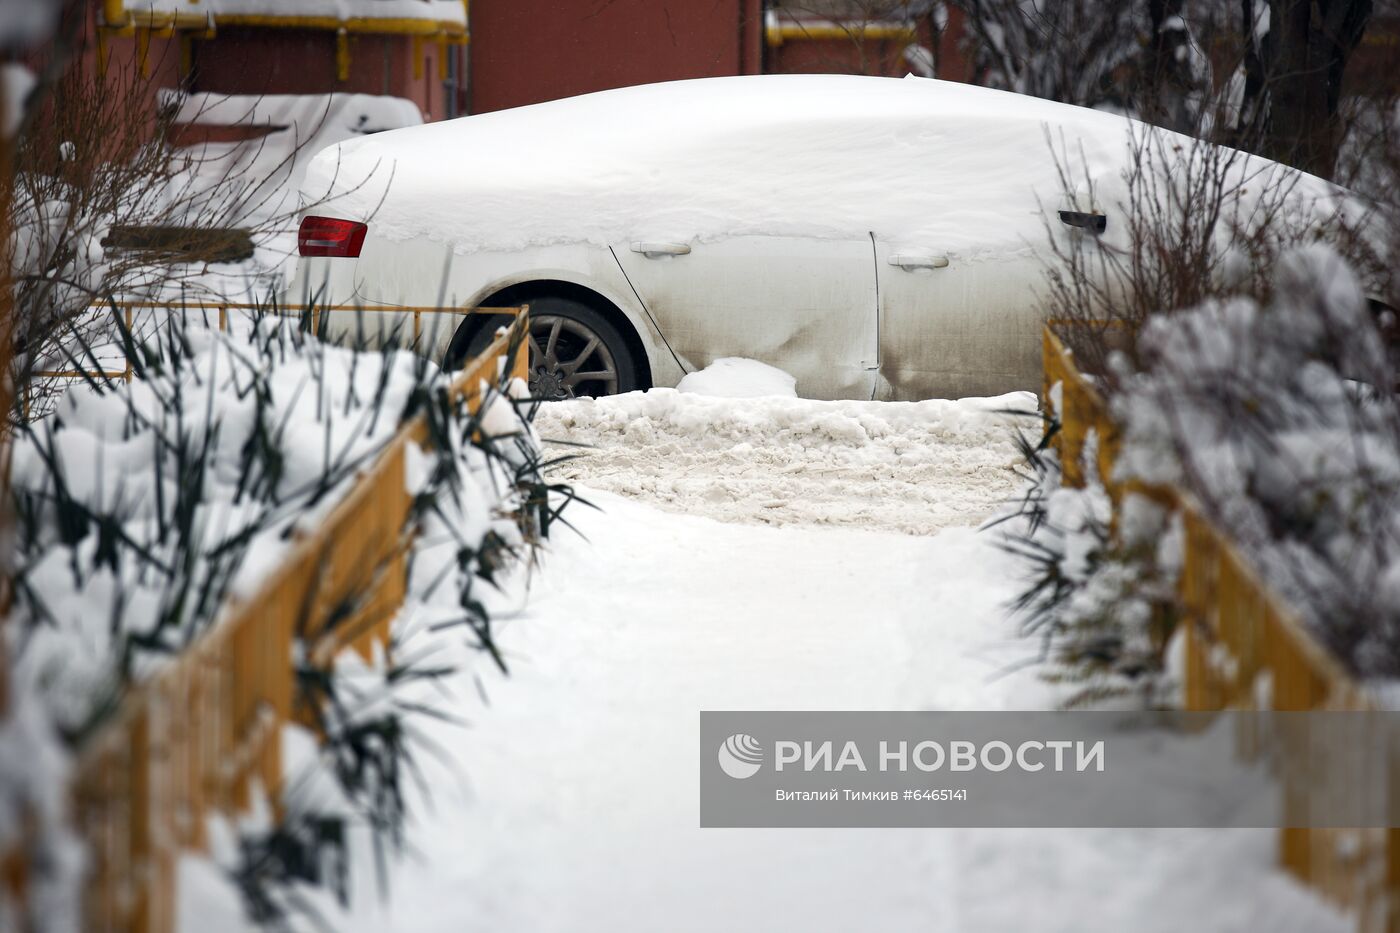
289, 74, 1336, 401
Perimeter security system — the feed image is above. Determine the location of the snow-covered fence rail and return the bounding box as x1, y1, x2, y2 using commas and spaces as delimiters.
25, 300, 503, 416
57, 308, 528, 933
1042, 325, 1398, 931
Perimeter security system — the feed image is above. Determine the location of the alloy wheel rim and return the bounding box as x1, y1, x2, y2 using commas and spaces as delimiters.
528, 315, 620, 399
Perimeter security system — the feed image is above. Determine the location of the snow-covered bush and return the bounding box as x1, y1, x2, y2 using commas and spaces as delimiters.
2, 38, 453, 923
1112, 244, 1400, 678
1, 306, 560, 921
1040, 119, 1348, 379
1010, 81, 1400, 700
1332, 93, 1400, 367
1008, 239, 1400, 697
992, 421, 1183, 707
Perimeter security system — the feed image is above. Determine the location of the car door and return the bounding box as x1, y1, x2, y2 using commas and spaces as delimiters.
612, 236, 878, 400
873, 240, 1044, 401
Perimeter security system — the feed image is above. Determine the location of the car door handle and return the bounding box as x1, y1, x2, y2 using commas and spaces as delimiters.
630, 242, 691, 258
1058, 211, 1106, 234
889, 254, 949, 270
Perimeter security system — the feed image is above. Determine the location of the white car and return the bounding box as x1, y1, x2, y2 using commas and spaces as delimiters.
290, 74, 1330, 400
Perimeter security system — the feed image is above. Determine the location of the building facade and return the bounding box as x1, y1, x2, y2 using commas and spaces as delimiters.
90, 0, 953, 123
92, 0, 468, 121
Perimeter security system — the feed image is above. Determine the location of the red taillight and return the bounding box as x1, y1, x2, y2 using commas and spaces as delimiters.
297, 216, 368, 258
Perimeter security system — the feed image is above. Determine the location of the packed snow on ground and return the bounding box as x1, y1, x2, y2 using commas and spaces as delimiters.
534, 387, 1035, 534
676, 356, 797, 398
303, 74, 1345, 260
171, 385, 1347, 931
280, 489, 1343, 933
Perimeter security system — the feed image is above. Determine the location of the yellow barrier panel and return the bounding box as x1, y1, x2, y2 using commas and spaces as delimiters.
16, 305, 529, 933
1043, 325, 1396, 932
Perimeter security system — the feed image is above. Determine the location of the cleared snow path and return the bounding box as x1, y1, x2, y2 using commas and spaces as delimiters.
335, 392, 1344, 933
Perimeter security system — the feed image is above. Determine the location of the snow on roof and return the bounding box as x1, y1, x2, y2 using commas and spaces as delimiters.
169, 90, 422, 133
303, 74, 1315, 259
114, 0, 465, 26
306, 71, 1344, 261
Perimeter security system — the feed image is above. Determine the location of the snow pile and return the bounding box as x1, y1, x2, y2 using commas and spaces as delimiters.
676, 357, 797, 398
171, 92, 423, 137
1111, 244, 1400, 679
536, 388, 1033, 534
303, 74, 1344, 259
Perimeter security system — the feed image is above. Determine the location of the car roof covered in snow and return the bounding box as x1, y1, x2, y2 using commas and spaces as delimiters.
300, 74, 1326, 259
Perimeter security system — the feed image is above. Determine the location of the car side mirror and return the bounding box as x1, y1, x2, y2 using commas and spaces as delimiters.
1058, 211, 1107, 235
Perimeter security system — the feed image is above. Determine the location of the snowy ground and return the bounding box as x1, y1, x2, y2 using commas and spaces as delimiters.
180, 388, 1348, 931
284, 389, 1345, 933
532, 388, 1035, 534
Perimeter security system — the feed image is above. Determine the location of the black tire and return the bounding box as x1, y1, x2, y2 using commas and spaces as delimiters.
448, 296, 638, 399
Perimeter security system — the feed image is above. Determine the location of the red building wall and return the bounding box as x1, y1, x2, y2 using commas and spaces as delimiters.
467, 0, 764, 114
189, 29, 453, 122
81, 0, 988, 133
82, 0, 457, 127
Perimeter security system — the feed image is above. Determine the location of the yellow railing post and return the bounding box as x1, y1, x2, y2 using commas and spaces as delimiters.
336, 28, 350, 81
513, 304, 530, 385
124, 308, 134, 383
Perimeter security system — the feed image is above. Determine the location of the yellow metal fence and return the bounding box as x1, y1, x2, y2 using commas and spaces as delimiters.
7, 305, 528, 933
1043, 326, 1398, 931
98, 0, 470, 81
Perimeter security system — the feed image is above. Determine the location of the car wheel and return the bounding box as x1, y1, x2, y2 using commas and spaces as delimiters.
452, 296, 638, 399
